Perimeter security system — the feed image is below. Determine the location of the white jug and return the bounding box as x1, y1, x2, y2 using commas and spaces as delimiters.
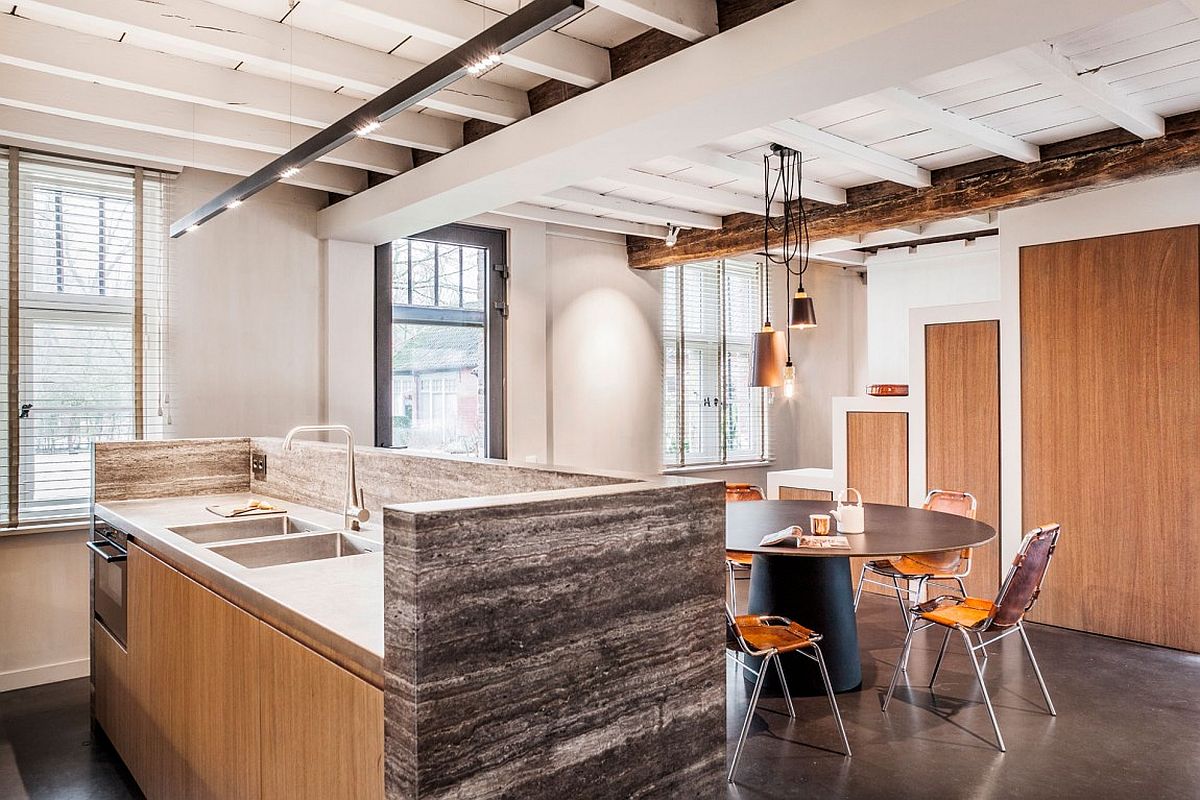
829, 488, 865, 534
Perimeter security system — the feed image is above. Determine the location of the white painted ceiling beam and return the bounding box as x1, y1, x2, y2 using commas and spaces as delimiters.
17, 0, 529, 124
318, 0, 1161, 242
495, 203, 670, 239
807, 237, 863, 256
541, 187, 723, 228
608, 169, 782, 215
762, 119, 932, 188
920, 213, 997, 236
305, 0, 609, 88
0, 64, 412, 175
0, 15, 461, 153
680, 148, 848, 205
0, 107, 367, 195
1009, 42, 1165, 139
875, 87, 1041, 162
590, 0, 718, 42
811, 251, 867, 267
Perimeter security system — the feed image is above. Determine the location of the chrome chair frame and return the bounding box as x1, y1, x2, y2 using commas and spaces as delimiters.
853, 490, 981, 668
880, 525, 1061, 752
725, 483, 765, 615
726, 609, 851, 783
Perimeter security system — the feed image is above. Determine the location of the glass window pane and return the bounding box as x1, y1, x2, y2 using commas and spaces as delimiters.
392, 240, 410, 304
461, 246, 484, 310
409, 240, 436, 306
437, 243, 461, 307
392, 321, 485, 457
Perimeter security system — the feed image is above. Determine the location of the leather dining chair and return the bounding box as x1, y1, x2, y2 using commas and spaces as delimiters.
854, 490, 979, 667
726, 606, 851, 783
882, 523, 1063, 752
725, 483, 764, 615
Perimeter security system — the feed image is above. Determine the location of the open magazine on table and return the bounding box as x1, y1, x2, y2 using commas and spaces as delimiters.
759, 526, 852, 550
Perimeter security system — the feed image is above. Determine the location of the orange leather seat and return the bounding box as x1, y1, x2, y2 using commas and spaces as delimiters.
866, 551, 970, 580
916, 596, 996, 630
733, 615, 818, 654
727, 551, 753, 566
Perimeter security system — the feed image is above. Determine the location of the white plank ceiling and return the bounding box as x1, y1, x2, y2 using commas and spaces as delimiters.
4, 0, 1200, 251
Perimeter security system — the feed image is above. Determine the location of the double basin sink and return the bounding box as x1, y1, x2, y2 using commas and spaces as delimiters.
167, 514, 379, 569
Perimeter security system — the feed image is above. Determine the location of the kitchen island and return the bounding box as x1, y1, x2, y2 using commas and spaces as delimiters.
91, 437, 725, 799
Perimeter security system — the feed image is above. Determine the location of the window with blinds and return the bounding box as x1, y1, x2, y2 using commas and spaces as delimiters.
662, 258, 769, 469
1, 149, 170, 527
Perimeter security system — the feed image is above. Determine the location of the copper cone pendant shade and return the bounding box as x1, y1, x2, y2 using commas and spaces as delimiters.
750, 322, 787, 387
790, 291, 817, 329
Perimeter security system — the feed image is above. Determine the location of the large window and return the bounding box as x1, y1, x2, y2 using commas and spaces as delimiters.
1, 149, 168, 527
375, 224, 506, 458
662, 259, 768, 469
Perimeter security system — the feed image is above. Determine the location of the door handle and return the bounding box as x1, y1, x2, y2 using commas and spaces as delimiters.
87, 539, 127, 563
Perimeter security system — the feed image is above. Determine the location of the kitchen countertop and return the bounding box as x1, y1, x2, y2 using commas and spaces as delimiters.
94, 493, 384, 685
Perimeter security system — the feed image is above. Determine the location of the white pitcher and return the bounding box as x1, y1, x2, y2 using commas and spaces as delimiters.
829, 488, 865, 534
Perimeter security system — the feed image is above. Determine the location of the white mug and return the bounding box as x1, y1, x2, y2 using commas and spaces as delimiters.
829, 488, 865, 534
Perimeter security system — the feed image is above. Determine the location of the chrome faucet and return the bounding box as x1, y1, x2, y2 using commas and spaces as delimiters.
282, 424, 370, 532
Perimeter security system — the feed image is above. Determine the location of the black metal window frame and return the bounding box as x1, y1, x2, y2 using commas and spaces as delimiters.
374, 223, 508, 457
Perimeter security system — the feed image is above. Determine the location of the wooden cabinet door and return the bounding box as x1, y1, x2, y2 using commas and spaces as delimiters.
925, 320, 1001, 599
127, 545, 262, 799
259, 623, 384, 800
846, 411, 909, 596
1021, 226, 1200, 652
93, 620, 137, 772
779, 488, 833, 501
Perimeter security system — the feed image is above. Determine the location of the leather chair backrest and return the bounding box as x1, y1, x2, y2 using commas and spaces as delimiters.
726, 483, 765, 503
990, 524, 1062, 629
922, 490, 979, 565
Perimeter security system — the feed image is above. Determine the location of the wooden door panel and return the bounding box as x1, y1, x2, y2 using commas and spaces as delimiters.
1021, 225, 1200, 652
260, 624, 384, 800
127, 545, 262, 799
779, 487, 834, 501
847, 412, 909, 596
925, 321, 1001, 599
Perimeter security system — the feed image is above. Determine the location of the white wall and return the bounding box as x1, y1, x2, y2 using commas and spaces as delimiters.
0, 529, 90, 691
169, 169, 327, 438
864, 241, 1000, 384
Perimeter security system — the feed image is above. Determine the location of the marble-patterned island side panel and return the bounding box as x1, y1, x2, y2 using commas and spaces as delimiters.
384, 479, 727, 800
93, 438, 250, 502
250, 437, 633, 519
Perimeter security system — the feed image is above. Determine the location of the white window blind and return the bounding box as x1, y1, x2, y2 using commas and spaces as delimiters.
662, 259, 769, 469
2, 148, 170, 527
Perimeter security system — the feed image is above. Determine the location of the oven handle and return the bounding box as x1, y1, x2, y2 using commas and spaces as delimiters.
87, 538, 128, 563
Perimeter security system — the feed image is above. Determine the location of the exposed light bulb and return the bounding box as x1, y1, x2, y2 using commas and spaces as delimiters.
355, 120, 381, 137
279, 166, 300, 179
226, 199, 242, 210
782, 362, 796, 398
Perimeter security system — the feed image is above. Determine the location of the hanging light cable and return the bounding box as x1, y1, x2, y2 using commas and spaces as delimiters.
754, 144, 817, 394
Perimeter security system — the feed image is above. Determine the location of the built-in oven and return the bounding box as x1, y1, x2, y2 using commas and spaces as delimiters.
89, 517, 129, 647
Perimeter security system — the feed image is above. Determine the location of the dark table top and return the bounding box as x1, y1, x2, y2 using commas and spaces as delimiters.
726, 500, 996, 558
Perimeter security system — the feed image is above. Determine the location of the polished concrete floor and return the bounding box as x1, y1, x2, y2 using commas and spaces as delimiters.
1, 594, 1197, 799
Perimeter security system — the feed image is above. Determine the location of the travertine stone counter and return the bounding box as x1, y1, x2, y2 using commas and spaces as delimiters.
384, 478, 726, 799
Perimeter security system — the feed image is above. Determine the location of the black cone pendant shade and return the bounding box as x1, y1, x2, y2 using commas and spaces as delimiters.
750, 321, 787, 387
790, 290, 817, 329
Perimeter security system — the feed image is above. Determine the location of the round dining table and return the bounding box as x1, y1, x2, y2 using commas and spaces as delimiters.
726, 499, 996, 694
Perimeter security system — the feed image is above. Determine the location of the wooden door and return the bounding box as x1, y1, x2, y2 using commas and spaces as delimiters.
127, 545, 263, 799
1021, 226, 1200, 652
847, 411, 909, 595
259, 624, 384, 800
925, 321, 1001, 598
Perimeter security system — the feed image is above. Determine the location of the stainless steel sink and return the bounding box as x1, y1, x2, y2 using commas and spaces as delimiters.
168, 515, 327, 545
207, 531, 380, 569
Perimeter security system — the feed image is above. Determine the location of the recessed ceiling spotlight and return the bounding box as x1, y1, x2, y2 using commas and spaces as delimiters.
355, 120, 381, 137
665, 225, 682, 247
279, 166, 300, 178
187, 224, 200, 234
226, 199, 243, 210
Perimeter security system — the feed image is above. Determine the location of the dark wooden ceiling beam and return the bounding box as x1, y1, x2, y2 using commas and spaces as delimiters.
626, 110, 1200, 269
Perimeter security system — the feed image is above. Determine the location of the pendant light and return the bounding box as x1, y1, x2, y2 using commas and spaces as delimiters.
750, 266, 786, 387
758, 144, 818, 395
